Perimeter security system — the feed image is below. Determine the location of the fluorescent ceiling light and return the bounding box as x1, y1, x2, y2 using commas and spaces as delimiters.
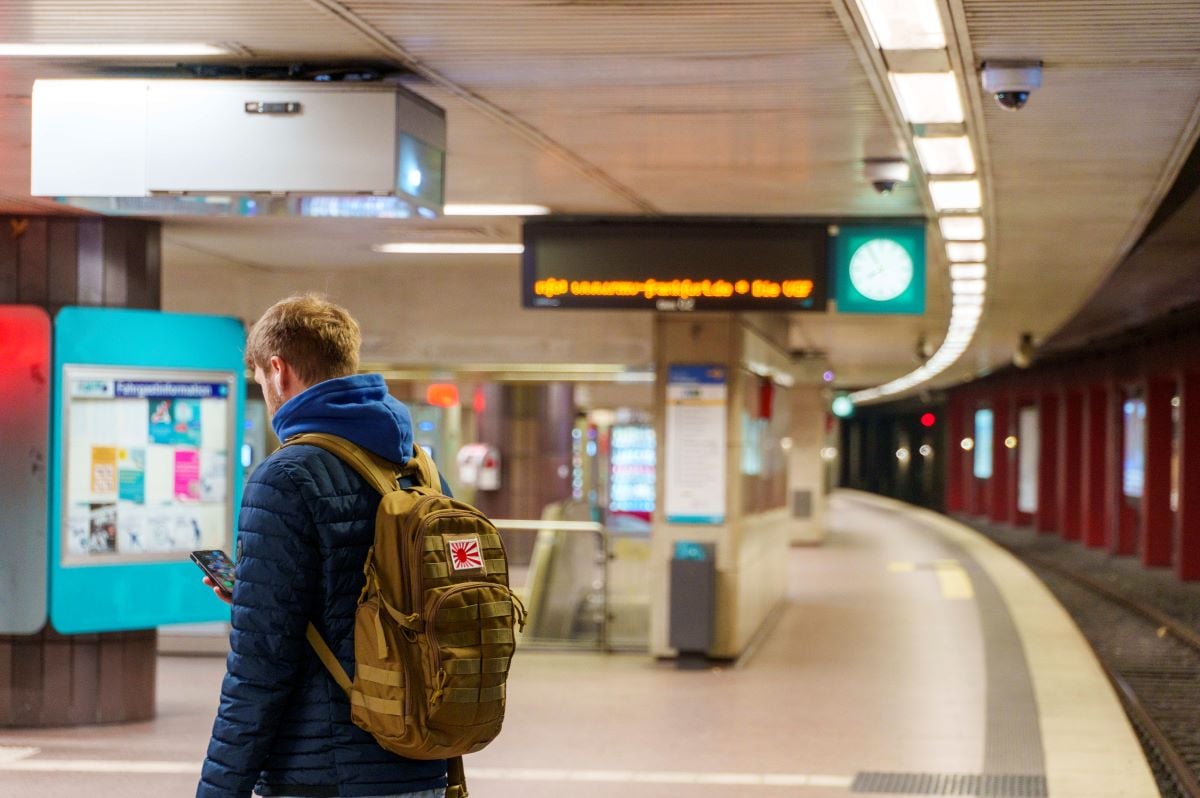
914, 136, 976, 175
888, 72, 964, 124
0, 43, 231, 57
952, 296, 985, 310
952, 278, 987, 295
947, 241, 987, 262
939, 216, 984, 240
929, 179, 982, 211
442, 204, 551, 217
858, 0, 946, 50
950, 262, 986, 280
373, 243, 524, 255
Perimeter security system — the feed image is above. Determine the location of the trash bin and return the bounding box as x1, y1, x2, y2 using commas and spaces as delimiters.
669, 541, 715, 660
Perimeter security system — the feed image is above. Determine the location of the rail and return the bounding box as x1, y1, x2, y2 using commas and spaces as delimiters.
490, 518, 613, 652
998, 545, 1200, 798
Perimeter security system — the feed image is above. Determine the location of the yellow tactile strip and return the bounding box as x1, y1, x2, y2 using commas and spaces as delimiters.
844, 491, 1159, 798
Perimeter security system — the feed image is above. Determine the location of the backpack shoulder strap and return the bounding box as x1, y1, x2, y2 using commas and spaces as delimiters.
400, 441, 442, 492
283, 432, 400, 496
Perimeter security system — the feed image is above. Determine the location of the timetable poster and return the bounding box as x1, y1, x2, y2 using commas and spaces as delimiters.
63, 370, 233, 563
664, 365, 727, 525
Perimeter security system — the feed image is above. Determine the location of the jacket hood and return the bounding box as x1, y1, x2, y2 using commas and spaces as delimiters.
271, 373, 412, 464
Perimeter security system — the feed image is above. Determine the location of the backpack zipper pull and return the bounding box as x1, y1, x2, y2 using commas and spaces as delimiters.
430, 668, 449, 705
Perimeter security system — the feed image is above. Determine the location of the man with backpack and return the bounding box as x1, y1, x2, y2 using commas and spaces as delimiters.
197, 294, 470, 798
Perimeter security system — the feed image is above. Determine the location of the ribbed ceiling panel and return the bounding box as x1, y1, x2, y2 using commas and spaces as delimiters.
960, 0, 1200, 367
0, 1, 370, 57
348, 0, 901, 215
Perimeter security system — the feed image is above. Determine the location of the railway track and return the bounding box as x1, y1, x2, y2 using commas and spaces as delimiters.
1015, 553, 1200, 798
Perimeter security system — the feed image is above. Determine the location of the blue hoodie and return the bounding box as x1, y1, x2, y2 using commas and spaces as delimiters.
198, 373, 447, 798
273, 373, 413, 463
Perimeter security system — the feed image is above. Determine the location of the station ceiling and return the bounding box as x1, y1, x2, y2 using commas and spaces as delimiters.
1, 1, 1198, 390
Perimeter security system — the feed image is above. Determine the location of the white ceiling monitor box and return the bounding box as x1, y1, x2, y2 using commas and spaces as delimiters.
3, 1, 1198, 398
30, 79, 447, 219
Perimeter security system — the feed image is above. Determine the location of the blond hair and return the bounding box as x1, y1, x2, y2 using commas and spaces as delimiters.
245, 294, 361, 385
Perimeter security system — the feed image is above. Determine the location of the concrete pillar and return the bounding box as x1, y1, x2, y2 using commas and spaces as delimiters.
1035, 390, 1059, 533
1176, 370, 1200, 580
0, 215, 160, 727
787, 386, 827, 545
1059, 389, 1083, 541
650, 314, 809, 658
1141, 377, 1174, 566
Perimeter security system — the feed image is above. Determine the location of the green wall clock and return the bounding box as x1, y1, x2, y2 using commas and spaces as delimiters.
832, 224, 926, 314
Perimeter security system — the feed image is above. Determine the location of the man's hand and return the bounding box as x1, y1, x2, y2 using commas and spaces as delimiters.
202, 576, 233, 605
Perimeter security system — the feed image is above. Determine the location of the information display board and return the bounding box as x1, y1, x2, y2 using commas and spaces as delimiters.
50, 307, 245, 634
665, 366, 727, 524
61, 367, 235, 565
523, 217, 827, 312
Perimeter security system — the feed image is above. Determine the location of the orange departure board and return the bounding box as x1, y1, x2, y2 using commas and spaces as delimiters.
522, 217, 828, 312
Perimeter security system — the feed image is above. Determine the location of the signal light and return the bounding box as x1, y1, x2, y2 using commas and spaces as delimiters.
920, 412, 936, 428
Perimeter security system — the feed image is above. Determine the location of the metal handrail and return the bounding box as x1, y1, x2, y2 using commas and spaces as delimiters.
490, 517, 611, 651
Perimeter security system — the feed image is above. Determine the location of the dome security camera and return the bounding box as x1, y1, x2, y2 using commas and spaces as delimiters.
863, 158, 911, 195
981, 60, 1043, 111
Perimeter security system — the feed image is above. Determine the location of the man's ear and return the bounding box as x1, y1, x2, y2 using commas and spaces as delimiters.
269, 355, 294, 393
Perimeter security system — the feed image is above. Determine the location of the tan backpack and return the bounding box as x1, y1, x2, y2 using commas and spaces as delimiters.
285, 433, 524, 798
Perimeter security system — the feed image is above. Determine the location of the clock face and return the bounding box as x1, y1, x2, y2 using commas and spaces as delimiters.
848, 238, 914, 302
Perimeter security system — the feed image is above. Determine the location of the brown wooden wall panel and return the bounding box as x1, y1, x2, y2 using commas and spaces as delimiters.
97, 634, 126, 723
66, 634, 99, 726
102, 221, 128, 306
76, 218, 104, 305
0, 221, 17, 303
9, 635, 44, 726
47, 218, 78, 307
17, 217, 48, 304
0, 639, 11, 722
38, 634, 72, 726
143, 224, 161, 309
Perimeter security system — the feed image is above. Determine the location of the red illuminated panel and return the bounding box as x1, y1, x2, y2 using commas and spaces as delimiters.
426, 383, 460, 408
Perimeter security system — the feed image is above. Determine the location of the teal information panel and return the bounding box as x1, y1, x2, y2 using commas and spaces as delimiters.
831, 224, 926, 315
0, 306, 51, 634
50, 307, 245, 633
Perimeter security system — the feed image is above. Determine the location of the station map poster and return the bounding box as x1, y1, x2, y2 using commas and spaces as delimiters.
522, 217, 827, 312
665, 366, 727, 524
51, 307, 245, 634
0, 306, 51, 634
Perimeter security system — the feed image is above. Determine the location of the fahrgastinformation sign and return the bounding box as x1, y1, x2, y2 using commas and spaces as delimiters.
664, 365, 728, 525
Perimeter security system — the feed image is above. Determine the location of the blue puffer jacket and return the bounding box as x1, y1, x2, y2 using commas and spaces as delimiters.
198, 374, 448, 798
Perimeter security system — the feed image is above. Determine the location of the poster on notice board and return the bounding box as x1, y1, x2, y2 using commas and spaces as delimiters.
665, 365, 727, 524
62, 367, 234, 564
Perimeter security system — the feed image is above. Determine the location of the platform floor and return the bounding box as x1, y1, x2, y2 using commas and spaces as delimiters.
0, 491, 1157, 797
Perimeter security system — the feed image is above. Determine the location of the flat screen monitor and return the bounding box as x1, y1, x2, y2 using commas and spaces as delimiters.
60, 365, 237, 566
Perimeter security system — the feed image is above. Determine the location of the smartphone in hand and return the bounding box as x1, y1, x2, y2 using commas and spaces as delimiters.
191, 549, 236, 598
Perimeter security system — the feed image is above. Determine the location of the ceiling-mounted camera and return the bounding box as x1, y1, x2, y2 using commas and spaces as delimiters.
863, 157, 911, 195
980, 60, 1043, 111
